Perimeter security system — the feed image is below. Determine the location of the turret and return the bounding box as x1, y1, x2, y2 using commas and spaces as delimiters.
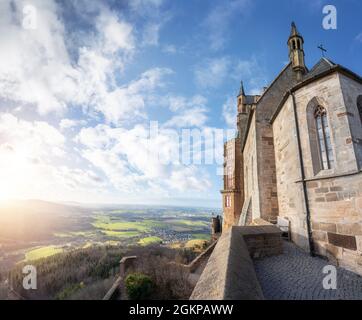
288, 22, 306, 80
237, 81, 247, 114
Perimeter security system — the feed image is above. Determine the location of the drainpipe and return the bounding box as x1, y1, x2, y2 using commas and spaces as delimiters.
290, 90, 315, 257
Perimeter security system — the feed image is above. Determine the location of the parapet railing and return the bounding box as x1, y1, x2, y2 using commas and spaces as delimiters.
168, 240, 218, 273
102, 241, 218, 300
103, 256, 137, 300
190, 224, 283, 300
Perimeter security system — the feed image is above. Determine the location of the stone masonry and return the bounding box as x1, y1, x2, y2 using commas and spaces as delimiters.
221, 23, 362, 275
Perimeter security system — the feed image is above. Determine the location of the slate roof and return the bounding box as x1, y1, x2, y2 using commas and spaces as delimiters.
303, 58, 336, 81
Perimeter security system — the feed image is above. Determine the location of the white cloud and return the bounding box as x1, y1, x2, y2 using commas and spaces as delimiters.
96, 11, 135, 53
164, 95, 207, 112
142, 23, 161, 46
222, 97, 237, 128
94, 67, 173, 124
0, 0, 171, 125
162, 44, 177, 54
356, 32, 362, 43
161, 95, 209, 128
0, 113, 65, 159
53, 166, 105, 191
60, 118, 87, 130
0, 112, 105, 201
130, 0, 164, 13
195, 57, 231, 88
203, 0, 251, 50
164, 107, 209, 128
0, 0, 75, 115
167, 165, 212, 192
0, 0, 137, 119
0, 0, 215, 204
76, 123, 212, 195
194, 55, 266, 92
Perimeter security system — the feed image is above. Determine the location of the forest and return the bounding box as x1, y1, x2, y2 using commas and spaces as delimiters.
1, 242, 201, 300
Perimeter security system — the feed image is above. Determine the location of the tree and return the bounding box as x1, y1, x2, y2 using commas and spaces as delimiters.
125, 273, 154, 300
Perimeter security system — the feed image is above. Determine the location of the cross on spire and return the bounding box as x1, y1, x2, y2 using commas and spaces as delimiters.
318, 44, 327, 57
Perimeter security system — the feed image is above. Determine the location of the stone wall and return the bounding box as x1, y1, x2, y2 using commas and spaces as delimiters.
190, 226, 264, 300
190, 224, 283, 300
296, 73, 359, 177
239, 225, 283, 259
221, 138, 243, 231
273, 96, 310, 250
252, 63, 299, 222
256, 122, 279, 221
307, 173, 362, 274
242, 112, 260, 220
273, 71, 362, 274
339, 73, 362, 169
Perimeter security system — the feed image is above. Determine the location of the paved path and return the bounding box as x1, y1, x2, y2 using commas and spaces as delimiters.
254, 241, 362, 300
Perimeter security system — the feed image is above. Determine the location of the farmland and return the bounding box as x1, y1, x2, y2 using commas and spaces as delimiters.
0, 200, 220, 270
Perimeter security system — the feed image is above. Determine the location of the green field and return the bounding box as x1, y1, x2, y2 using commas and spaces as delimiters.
92, 216, 152, 232
101, 230, 140, 238
171, 220, 208, 227
191, 233, 211, 240
25, 246, 64, 261
54, 231, 96, 238
138, 236, 163, 246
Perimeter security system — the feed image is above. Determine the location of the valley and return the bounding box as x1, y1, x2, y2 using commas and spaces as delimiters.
0, 200, 219, 272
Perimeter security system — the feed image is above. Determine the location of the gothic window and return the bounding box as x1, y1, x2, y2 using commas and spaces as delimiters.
357, 95, 362, 124
307, 98, 335, 175
225, 195, 231, 208
292, 40, 296, 50
314, 105, 334, 170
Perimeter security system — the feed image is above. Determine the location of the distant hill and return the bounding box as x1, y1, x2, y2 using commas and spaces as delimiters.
0, 200, 87, 242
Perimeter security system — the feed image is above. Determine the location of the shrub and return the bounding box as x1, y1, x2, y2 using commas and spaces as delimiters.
70, 277, 117, 300
125, 273, 154, 300
56, 282, 84, 300
135, 256, 194, 299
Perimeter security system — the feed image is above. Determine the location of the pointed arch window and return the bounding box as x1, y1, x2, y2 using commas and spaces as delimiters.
225, 195, 231, 208
314, 105, 334, 170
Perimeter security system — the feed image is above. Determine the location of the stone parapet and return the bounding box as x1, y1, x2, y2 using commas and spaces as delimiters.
190, 226, 265, 300
239, 225, 283, 259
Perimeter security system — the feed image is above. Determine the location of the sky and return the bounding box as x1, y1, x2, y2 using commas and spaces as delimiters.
0, 0, 361, 208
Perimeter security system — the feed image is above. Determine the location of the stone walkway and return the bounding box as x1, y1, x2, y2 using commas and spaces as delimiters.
254, 241, 362, 300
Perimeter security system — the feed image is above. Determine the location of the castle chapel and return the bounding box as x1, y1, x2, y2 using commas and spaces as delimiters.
222, 23, 362, 274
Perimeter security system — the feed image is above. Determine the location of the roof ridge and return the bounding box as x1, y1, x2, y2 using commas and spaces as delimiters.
308, 57, 336, 73
256, 62, 292, 104
322, 57, 336, 67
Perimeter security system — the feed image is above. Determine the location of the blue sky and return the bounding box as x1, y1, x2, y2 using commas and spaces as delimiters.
0, 0, 361, 208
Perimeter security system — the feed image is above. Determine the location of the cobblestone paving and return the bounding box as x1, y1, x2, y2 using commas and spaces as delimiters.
254, 241, 362, 300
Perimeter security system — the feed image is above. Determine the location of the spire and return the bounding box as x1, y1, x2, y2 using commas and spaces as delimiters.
237, 81, 246, 114
288, 22, 306, 80
238, 81, 245, 96
289, 22, 300, 38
